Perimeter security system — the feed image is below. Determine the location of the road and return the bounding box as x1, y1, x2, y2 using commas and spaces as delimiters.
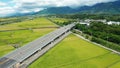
0, 23, 75, 68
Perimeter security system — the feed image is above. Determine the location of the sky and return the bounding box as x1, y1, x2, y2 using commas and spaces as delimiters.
0, 0, 117, 17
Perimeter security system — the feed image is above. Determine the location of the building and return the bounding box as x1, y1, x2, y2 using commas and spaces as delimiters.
107, 21, 120, 25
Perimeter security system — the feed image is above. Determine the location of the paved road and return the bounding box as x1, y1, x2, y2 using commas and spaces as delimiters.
0, 23, 75, 68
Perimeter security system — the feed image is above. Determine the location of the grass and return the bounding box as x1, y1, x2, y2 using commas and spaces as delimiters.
29, 34, 120, 68
109, 61, 120, 68
0, 17, 57, 57
50, 18, 73, 23
0, 17, 57, 31
0, 17, 17, 21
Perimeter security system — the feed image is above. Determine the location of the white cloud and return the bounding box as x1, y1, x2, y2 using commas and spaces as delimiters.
0, 7, 16, 17
19, 8, 44, 13
54, 0, 117, 7
0, 2, 7, 6
12, 0, 117, 9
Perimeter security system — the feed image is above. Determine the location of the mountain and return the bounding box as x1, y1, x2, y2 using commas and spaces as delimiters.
78, 0, 120, 14
9, 12, 39, 17
2, 0, 119, 17
38, 0, 120, 14
37, 6, 76, 14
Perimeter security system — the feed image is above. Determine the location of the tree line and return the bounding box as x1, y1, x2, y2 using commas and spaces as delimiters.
75, 22, 120, 45
50, 14, 120, 21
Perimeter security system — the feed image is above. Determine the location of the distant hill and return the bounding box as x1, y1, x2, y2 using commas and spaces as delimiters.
78, 0, 120, 14
3, 0, 120, 17
37, 7, 76, 14
38, 0, 120, 14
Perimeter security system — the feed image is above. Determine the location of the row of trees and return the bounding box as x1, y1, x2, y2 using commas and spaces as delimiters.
73, 29, 120, 52
50, 14, 120, 21
91, 37, 120, 52
47, 17, 74, 26
75, 22, 120, 45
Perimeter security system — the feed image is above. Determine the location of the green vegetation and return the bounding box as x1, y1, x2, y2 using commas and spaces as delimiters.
0, 17, 57, 57
0, 17, 57, 31
49, 18, 71, 23
74, 22, 120, 52
53, 14, 120, 21
0, 16, 29, 25
75, 23, 120, 45
1, 15, 120, 68
29, 34, 120, 68
48, 17, 75, 26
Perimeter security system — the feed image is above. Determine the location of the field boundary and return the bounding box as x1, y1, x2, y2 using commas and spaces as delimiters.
74, 33, 120, 55
106, 59, 120, 68
74, 33, 120, 67
0, 26, 59, 32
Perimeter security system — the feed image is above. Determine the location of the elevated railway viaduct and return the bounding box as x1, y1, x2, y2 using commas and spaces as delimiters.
0, 23, 76, 68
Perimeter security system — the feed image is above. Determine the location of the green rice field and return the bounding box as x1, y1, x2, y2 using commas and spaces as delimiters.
50, 18, 73, 23
29, 34, 120, 68
0, 17, 57, 31
0, 17, 57, 57
1, 17, 120, 68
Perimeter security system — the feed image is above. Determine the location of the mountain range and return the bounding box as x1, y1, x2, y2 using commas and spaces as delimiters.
8, 0, 120, 17
37, 0, 120, 15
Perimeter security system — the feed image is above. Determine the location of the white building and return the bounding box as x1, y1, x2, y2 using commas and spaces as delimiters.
84, 19, 107, 23
107, 21, 120, 25
78, 21, 90, 26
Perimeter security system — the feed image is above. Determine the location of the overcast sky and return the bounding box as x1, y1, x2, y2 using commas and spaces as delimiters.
0, 0, 117, 17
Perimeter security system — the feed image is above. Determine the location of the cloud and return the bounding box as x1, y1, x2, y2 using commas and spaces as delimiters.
54, 0, 117, 7
12, 0, 116, 12
0, 0, 117, 17
0, 7, 16, 17
0, 2, 7, 6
